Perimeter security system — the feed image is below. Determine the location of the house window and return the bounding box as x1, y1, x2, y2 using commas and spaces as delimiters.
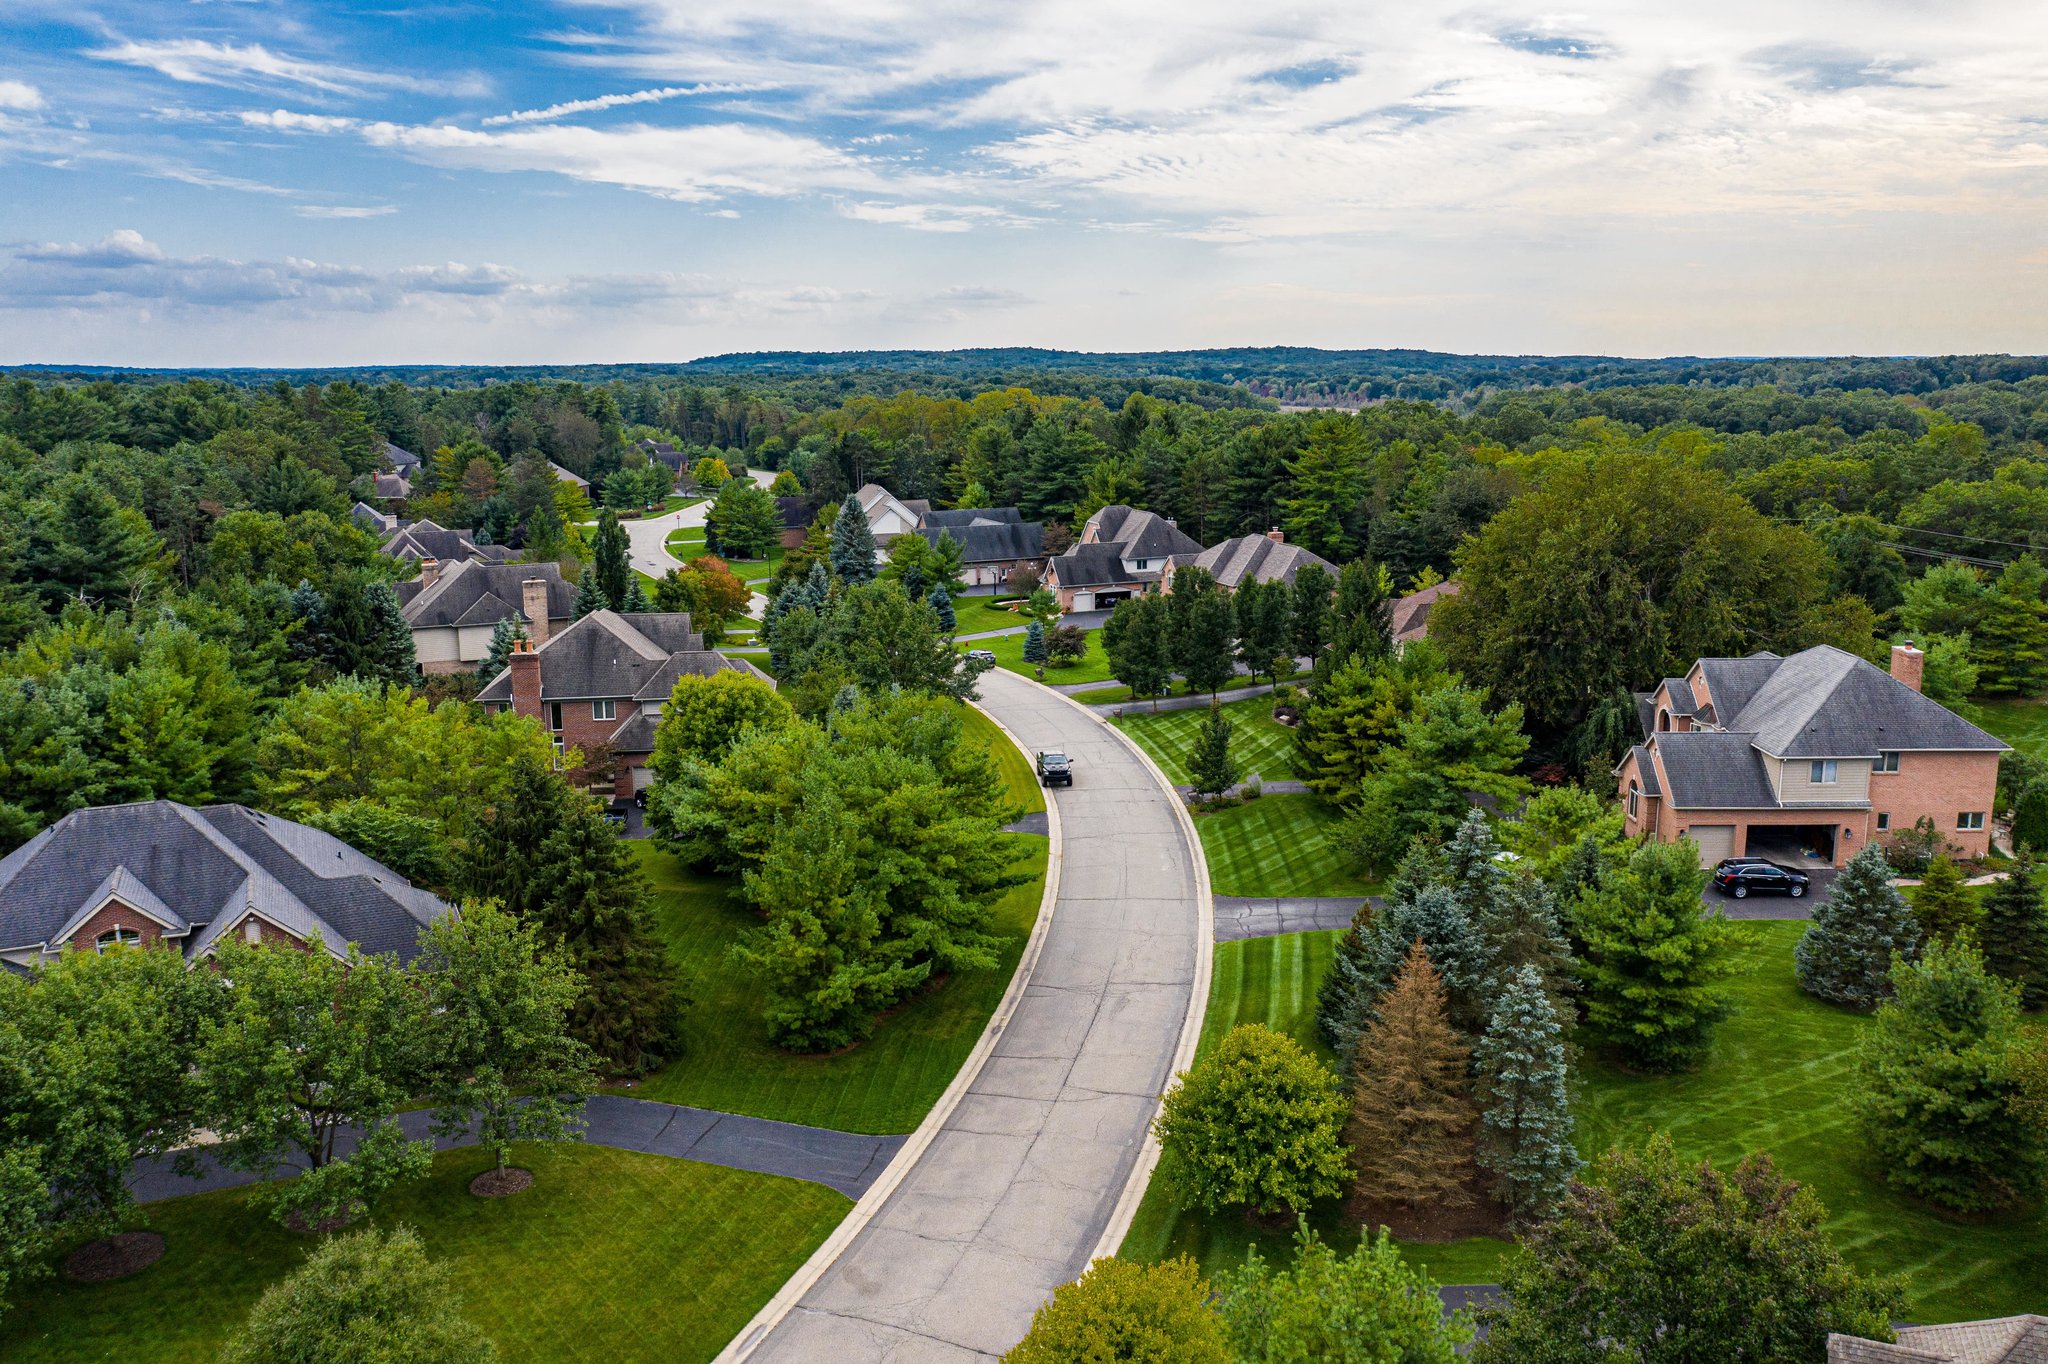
95, 927, 142, 953
1958, 811, 1986, 831
546, 702, 563, 732
592, 699, 617, 722
1627, 781, 1639, 818
1808, 760, 1838, 784
1657, 709, 1671, 731
1872, 752, 1900, 772
1876, 813, 1891, 831
1133, 558, 1148, 570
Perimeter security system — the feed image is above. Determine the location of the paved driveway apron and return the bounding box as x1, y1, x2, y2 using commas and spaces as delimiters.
752, 667, 1202, 1361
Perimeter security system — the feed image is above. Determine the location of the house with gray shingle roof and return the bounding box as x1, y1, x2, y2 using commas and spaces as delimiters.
1829, 1316, 2048, 1363
1617, 643, 2006, 868
1044, 504, 1204, 611
915, 511, 1046, 590
393, 559, 574, 673
381, 518, 512, 569
0, 800, 453, 971
1165, 529, 1335, 594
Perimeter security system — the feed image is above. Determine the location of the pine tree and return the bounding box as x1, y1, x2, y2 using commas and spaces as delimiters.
1474, 965, 1579, 1224
1316, 902, 1380, 1059
1576, 839, 1733, 1072
1022, 619, 1048, 666
1550, 832, 1609, 956
1480, 874, 1574, 1007
926, 584, 956, 634
591, 509, 632, 610
620, 577, 652, 613
1325, 558, 1393, 671
1980, 854, 2048, 1009
1911, 854, 1981, 946
572, 570, 607, 619
828, 493, 878, 583
1348, 940, 1476, 1208
1795, 842, 1921, 1010
478, 617, 529, 686
1187, 703, 1239, 798
363, 581, 420, 689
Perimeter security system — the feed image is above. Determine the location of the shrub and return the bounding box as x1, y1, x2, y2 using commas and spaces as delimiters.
1154, 1024, 1350, 1216
219, 1225, 496, 1364
1005, 1257, 1225, 1364
1216, 1224, 1471, 1362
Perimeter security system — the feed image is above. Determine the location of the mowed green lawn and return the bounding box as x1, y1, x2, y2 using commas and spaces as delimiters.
955, 596, 1029, 634
1959, 697, 2048, 762
960, 624, 1116, 686
620, 701, 1048, 1132
1117, 697, 1300, 786
1196, 793, 1383, 898
1126, 922, 2048, 1322
0, 1143, 848, 1364
662, 527, 784, 583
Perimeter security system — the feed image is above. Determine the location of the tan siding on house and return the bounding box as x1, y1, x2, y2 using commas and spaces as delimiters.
1767, 753, 1872, 805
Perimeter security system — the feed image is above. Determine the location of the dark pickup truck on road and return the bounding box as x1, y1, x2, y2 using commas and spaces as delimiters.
1036, 751, 1073, 787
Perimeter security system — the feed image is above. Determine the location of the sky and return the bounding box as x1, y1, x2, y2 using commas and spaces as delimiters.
2, 0, 2046, 366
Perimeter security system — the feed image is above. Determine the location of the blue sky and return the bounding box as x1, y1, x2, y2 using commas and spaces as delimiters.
2, 0, 2045, 365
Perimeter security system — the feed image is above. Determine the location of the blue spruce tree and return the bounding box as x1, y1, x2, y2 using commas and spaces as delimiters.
1795, 842, 1920, 1011
828, 493, 878, 584
927, 583, 956, 633
1474, 964, 1579, 1223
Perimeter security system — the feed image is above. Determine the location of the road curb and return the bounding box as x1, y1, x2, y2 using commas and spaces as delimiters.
713, 688, 1066, 1363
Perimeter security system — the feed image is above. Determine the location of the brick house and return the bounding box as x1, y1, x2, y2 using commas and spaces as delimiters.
1163, 529, 1335, 593
1043, 504, 1204, 611
393, 560, 575, 673
915, 509, 1046, 590
381, 518, 513, 568
475, 608, 772, 801
0, 800, 453, 972
1616, 643, 2007, 868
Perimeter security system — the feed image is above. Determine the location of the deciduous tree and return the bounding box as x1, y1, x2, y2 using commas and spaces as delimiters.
1005, 1257, 1226, 1364
1187, 702, 1239, 798
1154, 1024, 1350, 1216
219, 1225, 496, 1364
1216, 1225, 1472, 1364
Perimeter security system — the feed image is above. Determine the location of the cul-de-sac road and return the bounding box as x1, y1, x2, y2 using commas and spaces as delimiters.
741, 666, 1208, 1361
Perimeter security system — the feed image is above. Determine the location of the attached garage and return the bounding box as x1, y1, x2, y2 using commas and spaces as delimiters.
1682, 824, 1738, 867
1068, 591, 1095, 611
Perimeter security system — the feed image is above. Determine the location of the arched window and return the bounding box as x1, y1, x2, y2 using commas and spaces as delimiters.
1657, 709, 1671, 731
95, 926, 142, 953
1627, 780, 1640, 817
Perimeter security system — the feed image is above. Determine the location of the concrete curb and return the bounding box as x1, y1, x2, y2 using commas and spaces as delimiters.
714, 694, 1066, 1363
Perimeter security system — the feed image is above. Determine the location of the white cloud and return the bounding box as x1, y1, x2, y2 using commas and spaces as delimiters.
296, 205, 398, 218
0, 81, 43, 111
238, 109, 361, 133
86, 37, 484, 97
481, 85, 749, 127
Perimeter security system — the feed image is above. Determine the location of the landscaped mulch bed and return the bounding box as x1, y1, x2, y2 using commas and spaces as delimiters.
1346, 1171, 1510, 1244
470, 1166, 535, 1198
65, 1232, 165, 1282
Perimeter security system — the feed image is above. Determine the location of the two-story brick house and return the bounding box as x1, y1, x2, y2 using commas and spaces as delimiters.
1043, 504, 1205, 611
1616, 643, 2007, 867
475, 608, 772, 801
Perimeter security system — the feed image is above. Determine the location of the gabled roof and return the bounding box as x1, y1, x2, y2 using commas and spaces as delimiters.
1391, 580, 1459, 645
1831, 1317, 2048, 1363
550, 461, 587, 487
1190, 535, 1336, 590
1721, 646, 2006, 758
1082, 504, 1203, 560
383, 522, 511, 566
1047, 543, 1148, 588
352, 502, 398, 533
918, 520, 1044, 565
474, 609, 768, 706
1657, 679, 1699, 718
398, 560, 573, 630
382, 442, 421, 470
1651, 731, 1783, 809
1622, 745, 1660, 798
0, 800, 450, 963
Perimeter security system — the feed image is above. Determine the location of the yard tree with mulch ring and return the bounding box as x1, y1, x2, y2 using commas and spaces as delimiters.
1910, 853, 1982, 946
219, 1225, 496, 1364
1979, 853, 2048, 1009
1473, 1135, 1903, 1364
1852, 938, 2047, 1213
1574, 838, 1734, 1072
1346, 941, 1476, 1211
1473, 964, 1579, 1225
1215, 1224, 1472, 1363
197, 936, 433, 1229
1795, 842, 1921, 1011
417, 903, 597, 1191
1005, 1256, 1225, 1364
1187, 702, 1239, 799
1154, 1024, 1350, 1218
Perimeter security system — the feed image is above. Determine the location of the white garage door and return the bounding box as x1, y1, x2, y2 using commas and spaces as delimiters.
630, 764, 656, 792
1685, 824, 1736, 866
1069, 592, 1095, 611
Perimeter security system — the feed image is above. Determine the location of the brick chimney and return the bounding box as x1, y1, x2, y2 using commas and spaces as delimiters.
417, 557, 442, 590
1891, 641, 1924, 693
508, 638, 542, 718
522, 578, 552, 647
1266, 527, 1285, 543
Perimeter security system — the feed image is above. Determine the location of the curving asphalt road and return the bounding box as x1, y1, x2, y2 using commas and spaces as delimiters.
619, 468, 779, 620
739, 667, 1205, 1362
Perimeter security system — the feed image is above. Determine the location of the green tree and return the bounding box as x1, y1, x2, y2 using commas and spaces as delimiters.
1853, 938, 2047, 1212
1474, 964, 1579, 1223
1102, 595, 1174, 707
1281, 416, 1367, 560
1972, 555, 2048, 696
571, 570, 607, 619
1315, 902, 1381, 1061
1186, 702, 1239, 797
1022, 618, 1047, 666
1980, 856, 2048, 1009
708, 478, 780, 560
294, 574, 419, 688
1499, 785, 1627, 882
828, 493, 877, 583
0, 1140, 45, 1330
1346, 941, 1476, 1208
417, 903, 597, 1177
691, 455, 730, 490
1322, 557, 1393, 675
219, 1225, 496, 1364
1574, 840, 1733, 1072
1216, 1225, 1472, 1364
1154, 1024, 1350, 1216
1918, 633, 1981, 705
1287, 561, 1333, 663
477, 615, 528, 687
650, 671, 796, 777
1005, 1257, 1226, 1364
926, 583, 956, 633
22, 475, 169, 611
198, 938, 433, 1227
1169, 567, 1238, 697
2012, 780, 2048, 853
1340, 686, 1530, 874
1795, 842, 1920, 1011
1911, 853, 1981, 946
1474, 1136, 1903, 1364
1234, 576, 1291, 681
304, 800, 453, 894
590, 509, 632, 610
1291, 648, 1454, 806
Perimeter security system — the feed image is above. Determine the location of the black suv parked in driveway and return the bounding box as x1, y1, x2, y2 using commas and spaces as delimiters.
1036, 751, 1072, 787
1711, 857, 1811, 899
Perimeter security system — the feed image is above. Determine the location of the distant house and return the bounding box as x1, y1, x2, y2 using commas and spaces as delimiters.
1616, 643, 2007, 869
1165, 529, 1335, 593
0, 800, 453, 970
852, 483, 927, 544
917, 508, 1045, 590
476, 609, 772, 801
1829, 1316, 2048, 1363
381, 441, 423, 476
393, 559, 575, 673
381, 518, 511, 567
1043, 504, 1204, 612
371, 471, 411, 503
633, 438, 688, 485
549, 462, 590, 495
776, 496, 818, 550
1392, 580, 1459, 650
352, 501, 399, 534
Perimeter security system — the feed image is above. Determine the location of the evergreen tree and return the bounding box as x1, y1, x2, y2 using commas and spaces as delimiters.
1575, 839, 1733, 1071
828, 492, 878, 583
1795, 842, 1921, 1010
1853, 939, 2047, 1212
1443, 808, 1510, 927
1980, 855, 2048, 1009
1474, 965, 1579, 1224
294, 574, 418, 688
1288, 561, 1334, 663
1233, 577, 1290, 680
1324, 557, 1394, 672
1280, 416, 1367, 560
1480, 873, 1575, 1007
926, 583, 956, 633
591, 509, 632, 610
1187, 702, 1239, 798
1316, 902, 1381, 1060
1347, 940, 1476, 1208
571, 570, 606, 619
620, 576, 652, 613
1022, 618, 1048, 665
2013, 781, 2048, 853
1911, 854, 1981, 946
478, 616, 529, 686
1551, 832, 1610, 953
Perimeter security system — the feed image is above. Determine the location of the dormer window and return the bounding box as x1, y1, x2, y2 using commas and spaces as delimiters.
95, 927, 142, 953
1658, 709, 1671, 731
1809, 760, 1838, 784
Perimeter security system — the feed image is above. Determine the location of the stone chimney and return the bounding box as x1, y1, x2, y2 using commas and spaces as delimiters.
417, 557, 442, 590
1266, 527, 1285, 544
522, 578, 552, 648
509, 638, 542, 717
1891, 641, 1924, 693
